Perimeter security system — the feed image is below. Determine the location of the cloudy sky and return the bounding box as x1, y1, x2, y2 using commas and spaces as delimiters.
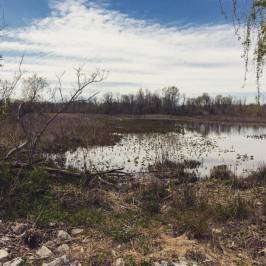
0, 0, 264, 98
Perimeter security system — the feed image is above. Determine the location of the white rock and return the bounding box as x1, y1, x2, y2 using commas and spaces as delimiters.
115, 258, 125, 266
259, 247, 266, 255
57, 230, 71, 241
71, 228, 84, 236
45, 241, 56, 248
0, 250, 9, 261
37, 246, 53, 259
11, 223, 26, 235
3, 257, 24, 266
70, 262, 81, 266
49, 222, 56, 227
1, 237, 10, 242
42, 255, 69, 266
57, 244, 69, 253
212, 228, 222, 235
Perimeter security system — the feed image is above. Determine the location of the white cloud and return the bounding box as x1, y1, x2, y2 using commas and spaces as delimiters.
0, 0, 264, 97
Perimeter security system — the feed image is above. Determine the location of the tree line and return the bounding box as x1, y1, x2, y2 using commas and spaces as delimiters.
5, 74, 260, 117
42, 87, 257, 116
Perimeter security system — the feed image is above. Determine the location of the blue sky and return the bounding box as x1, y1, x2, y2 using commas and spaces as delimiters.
0, 0, 264, 99
1, 0, 230, 27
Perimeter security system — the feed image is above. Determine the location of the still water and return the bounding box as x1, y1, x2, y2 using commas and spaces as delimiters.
62, 122, 266, 177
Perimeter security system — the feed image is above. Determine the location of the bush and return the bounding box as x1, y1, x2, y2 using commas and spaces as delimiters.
212, 196, 251, 222
16, 168, 52, 214
108, 224, 139, 243
173, 184, 207, 212
141, 182, 169, 214
247, 165, 266, 186
0, 166, 53, 218
176, 212, 211, 240
210, 165, 234, 180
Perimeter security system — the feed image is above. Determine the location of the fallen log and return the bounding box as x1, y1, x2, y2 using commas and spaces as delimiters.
3, 161, 130, 179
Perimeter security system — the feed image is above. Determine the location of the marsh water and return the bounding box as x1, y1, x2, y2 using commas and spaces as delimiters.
61, 121, 266, 177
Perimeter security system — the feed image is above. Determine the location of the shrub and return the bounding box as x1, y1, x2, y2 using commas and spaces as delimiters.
108, 224, 139, 243
16, 168, 51, 211
176, 212, 211, 240
0, 166, 53, 218
141, 182, 169, 214
247, 165, 266, 186
173, 184, 203, 211
210, 165, 234, 180
212, 196, 251, 222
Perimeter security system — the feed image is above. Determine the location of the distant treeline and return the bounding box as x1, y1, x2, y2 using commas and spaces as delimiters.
9, 87, 263, 116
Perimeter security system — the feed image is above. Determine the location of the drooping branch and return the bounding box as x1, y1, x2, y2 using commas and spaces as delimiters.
220, 0, 265, 105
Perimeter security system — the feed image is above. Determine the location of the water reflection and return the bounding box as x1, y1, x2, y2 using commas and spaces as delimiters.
61, 121, 266, 177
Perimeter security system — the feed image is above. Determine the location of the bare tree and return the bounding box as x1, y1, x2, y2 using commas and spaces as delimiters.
5, 67, 106, 164
0, 57, 24, 119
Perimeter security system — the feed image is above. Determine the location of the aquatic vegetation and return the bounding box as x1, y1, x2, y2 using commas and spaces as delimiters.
49, 119, 266, 178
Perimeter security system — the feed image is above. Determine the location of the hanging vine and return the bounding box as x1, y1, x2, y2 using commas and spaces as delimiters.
220, 0, 265, 105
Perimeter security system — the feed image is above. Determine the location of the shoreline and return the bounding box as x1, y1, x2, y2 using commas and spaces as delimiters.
114, 114, 266, 126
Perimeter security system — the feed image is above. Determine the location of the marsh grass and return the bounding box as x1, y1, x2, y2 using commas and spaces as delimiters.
0, 161, 265, 266
210, 165, 234, 180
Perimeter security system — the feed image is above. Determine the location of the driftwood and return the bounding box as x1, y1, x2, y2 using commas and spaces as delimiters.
6, 161, 129, 180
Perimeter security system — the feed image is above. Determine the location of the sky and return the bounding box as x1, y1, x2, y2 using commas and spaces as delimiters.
0, 0, 264, 99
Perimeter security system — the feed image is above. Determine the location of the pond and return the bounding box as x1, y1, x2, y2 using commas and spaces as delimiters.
59, 121, 266, 177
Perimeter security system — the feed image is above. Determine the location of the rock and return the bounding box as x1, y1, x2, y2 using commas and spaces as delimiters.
49, 222, 56, 228
159, 261, 169, 266
57, 230, 71, 241
71, 228, 84, 236
11, 223, 27, 235
256, 201, 263, 206
115, 258, 125, 266
3, 258, 24, 266
42, 255, 69, 266
37, 246, 53, 259
212, 228, 222, 235
0, 250, 9, 261
259, 247, 266, 255
45, 241, 56, 248
57, 244, 69, 253
0, 237, 10, 242
70, 262, 81, 266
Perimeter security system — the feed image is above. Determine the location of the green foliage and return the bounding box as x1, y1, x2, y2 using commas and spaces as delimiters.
176, 212, 211, 240
141, 182, 169, 214
107, 223, 139, 243
69, 208, 103, 226
15, 168, 52, 215
0, 166, 53, 217
104, 212, 140, 243
0, 165, 105, 227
